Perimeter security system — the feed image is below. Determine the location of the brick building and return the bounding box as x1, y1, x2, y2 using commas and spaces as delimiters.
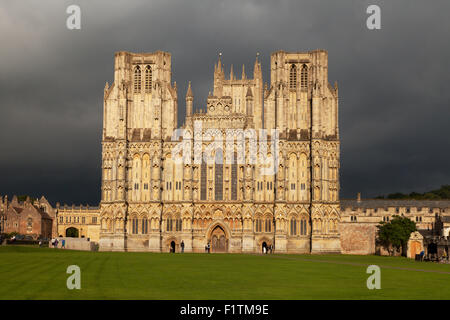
0, 195, 53, 239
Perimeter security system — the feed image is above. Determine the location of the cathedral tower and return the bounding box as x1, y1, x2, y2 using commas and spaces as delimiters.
264, 50, 340, 253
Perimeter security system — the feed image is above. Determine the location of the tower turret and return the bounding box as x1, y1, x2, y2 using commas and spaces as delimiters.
246, 86, 253, 116
213, 53, 224, 97
186, 81, 193, 116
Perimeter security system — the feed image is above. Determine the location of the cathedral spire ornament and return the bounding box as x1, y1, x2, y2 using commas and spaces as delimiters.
217, 52, 223, 72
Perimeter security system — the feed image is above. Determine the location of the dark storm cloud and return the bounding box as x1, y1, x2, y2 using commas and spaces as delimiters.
0, 0, 449, 205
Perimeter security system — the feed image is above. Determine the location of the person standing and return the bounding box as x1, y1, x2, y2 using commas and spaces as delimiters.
207, 242, 210, 253
181, 240, 185, 253
62, 239, 66, 249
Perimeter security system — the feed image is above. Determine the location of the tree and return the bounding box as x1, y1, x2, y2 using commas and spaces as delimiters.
376, 185, 450, 200
377, 215, 416, 256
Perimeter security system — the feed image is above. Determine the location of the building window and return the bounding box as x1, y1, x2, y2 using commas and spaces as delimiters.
231, 153, 237, 200
82, 217, 85, 224
265, 219, 272, 232
255, 219, 263, 233
142, 219, 148, 234
92, 217, 97, 224
200, 159, 207, 200
215, 151, 223, 201
132, 218, 138, 234
289, 64, 297, 89
290, 219, 297, 235
300, 219, 307, 235
60, 216, 63, 223
300, 64, 308, 89
145, 65, 152, 92
134, 66, 141, 92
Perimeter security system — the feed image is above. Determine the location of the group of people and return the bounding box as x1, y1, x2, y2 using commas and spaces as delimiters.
50, 238, 65, 249
262, 244, 274, 254
204, 242, 211, 253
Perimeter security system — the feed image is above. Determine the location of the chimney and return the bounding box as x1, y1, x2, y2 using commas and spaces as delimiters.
357, 192, 361, 203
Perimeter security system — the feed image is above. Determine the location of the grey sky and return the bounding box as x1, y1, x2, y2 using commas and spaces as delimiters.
0, 0, 449, 205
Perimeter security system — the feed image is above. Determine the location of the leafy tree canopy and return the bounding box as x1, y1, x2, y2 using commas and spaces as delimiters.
377, 215, 417, 255
376, 185, 450, 200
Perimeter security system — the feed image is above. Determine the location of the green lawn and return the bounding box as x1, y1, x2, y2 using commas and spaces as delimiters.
0, 245, 449, 300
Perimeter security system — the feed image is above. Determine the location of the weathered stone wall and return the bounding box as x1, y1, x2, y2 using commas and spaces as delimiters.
340, 223, 376, 255
50, 237, 97, 251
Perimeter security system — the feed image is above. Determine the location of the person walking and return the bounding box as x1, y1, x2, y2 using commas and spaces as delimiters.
181, 240, 185, 253
62, 239, 66, 249
207, 242, 211, 253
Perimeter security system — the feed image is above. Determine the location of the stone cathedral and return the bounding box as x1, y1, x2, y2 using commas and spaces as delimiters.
99, 50, 340, 253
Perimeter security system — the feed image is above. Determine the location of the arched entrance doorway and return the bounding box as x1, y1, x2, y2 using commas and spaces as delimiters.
211, 225, 227, 253
65, 227, 79, 238
170, 241, 176, 253
262, 242, 268, 254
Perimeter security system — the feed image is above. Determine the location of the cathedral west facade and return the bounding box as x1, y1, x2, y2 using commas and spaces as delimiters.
98, 50, 341, 253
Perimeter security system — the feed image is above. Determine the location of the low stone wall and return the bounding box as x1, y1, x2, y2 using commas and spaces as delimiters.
49, 237, 98, 251
340, 223, 376, 255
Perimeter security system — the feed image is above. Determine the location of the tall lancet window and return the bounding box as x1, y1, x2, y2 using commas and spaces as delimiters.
200, 157, 207, 200
215, 150, 223, 201
300, 64, 308, 89
231, 152, 237, 200
145, 65, 152, 93
289, 64, 297, 89
134, 66, 141, 92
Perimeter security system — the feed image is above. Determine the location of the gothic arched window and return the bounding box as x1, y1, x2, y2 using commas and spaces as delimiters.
300, 64, 308, 89
289, 64, 297, 89
265, 218, 272, 232
141, 219, 148, 234
145, 65, 152, 92
214, 150, 223, 201
200, 158, 207, 200
134, 66, 141, 92
290, 218, 297, 235
132, 218, 138, 234
231, 152, 238, 200
300, 218, 307, 235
